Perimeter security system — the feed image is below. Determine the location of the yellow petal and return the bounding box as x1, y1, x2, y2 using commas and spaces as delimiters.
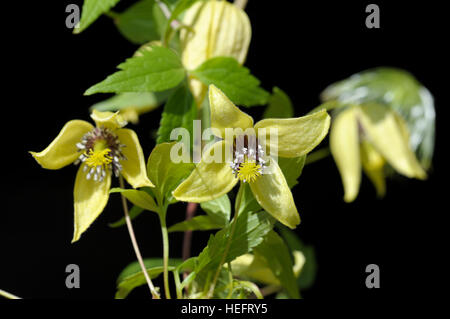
90, 110, 127, 130
209, 85, 254, 138
254, 109, 331, 158
30, 120, 93, 170
360, 141, 386, 198
330, 107, 361, 202
231, 254, 280, 285
119, 108, 140, 124
231, 250, 305, 285
358, 104, 426, 179
173, 140, 238, 202
116, 128, 154, 188
73, 165, 111, 242
188, 77, 208, 107
180, 0, 251, 70
249, 157, 300, 229
292, 251, 306, 278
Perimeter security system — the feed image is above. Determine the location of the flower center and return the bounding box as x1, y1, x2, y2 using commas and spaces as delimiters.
237, 161, 262, 183
74, 127, 125, 182
84, 148, 112, 168
230, 136, 266, 183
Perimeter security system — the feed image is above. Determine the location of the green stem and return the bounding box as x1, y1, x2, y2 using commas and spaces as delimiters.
173, 270, 183, 299
0, 289, 21, 299
159, 209, 171, 299
119, 176, 160, 299
207, 198, 240, 298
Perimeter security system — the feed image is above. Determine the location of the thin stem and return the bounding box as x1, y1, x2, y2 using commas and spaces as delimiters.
234, 0, 248, 10
207, 204, 240, 298
156, 0, 180, 28
173, 270, 183, 299
0, 289, 21, 299
119, 176, 160, 299
182, 202, 197, 261
159, 209, 171, 299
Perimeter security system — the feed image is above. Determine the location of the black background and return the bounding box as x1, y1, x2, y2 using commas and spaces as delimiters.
2, 0, 447, 299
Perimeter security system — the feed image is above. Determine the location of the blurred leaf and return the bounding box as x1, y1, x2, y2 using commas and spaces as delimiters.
190, 57, 269, 107
74, 0, 120, 34
110, 188, 159, 213
321, 67, 435, 169
85, 46, 185, 95
90, 91, 172, 113
109, 205, 144, 228
115, 0, 167, 44
116, 258, 182, 298
275, 291, 290, 299
277, 225, 317, 290
263, 87, 294, 119
200, 194, 231, 225
157, 83, 197, 144
147, 142, 195, 205
168, 215, 224, 232
253, 231, 300, 299
278, 156, 306, 188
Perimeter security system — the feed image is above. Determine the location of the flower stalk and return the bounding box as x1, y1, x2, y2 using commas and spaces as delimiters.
119, 176, 160, 299
158, 207, 171, 299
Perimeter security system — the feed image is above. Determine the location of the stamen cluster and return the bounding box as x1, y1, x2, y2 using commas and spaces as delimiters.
230, 136, 266, 183
74, 127, 126, 182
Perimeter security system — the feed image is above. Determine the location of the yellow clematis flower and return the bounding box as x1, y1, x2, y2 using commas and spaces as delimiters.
30, 110, 153, 242
330, 104, 427, 202
180, 0, 251, 106
173, 85, 330, 229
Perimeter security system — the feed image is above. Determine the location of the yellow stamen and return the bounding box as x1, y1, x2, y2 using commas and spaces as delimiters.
84, 148, 112, 168
237, 161, 261, 183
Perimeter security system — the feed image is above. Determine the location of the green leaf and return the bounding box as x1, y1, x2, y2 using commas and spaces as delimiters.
90, 91, 172, 113
116, 258, 182, 298
156, 83, 197, 144
168, 194, 231, 233
277, 156, 306, 189
147, 142, 195, 205
263, 87, 294, 119
321, 67, 435, 169
253, 231, 300, 299
74, 0, 121, 34
277, 224, 317, 290
236, 182, 261, 215
114, 0, 167, 44
200, 194, 231, 225
168, 215, 224, 232
85, 46, 185, 95
109, 205, 144, 228
110, 188, 159, 213
193, 210, 274, 278
190, 57, 269, 107
185, 210, 274, 297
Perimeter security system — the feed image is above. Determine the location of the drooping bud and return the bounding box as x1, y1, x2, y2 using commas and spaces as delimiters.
180, 0, 251, 106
